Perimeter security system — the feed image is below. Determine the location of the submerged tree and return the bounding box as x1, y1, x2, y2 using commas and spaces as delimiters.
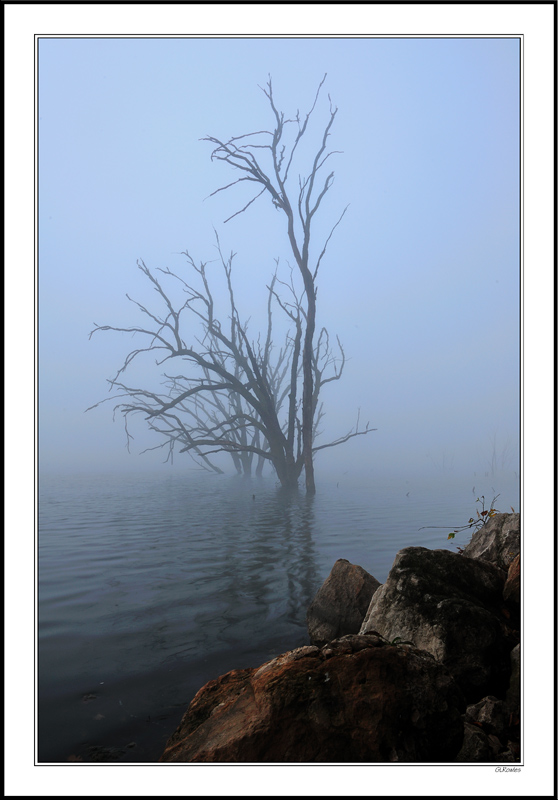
88, 237, 372, 491
203, 74, 348, 494
88, 76, 375, 493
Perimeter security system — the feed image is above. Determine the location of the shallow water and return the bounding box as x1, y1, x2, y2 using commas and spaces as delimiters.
37, 467, 519, 762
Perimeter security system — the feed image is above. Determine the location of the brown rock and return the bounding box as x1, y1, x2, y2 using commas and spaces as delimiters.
160, 635, 464, 763
503, 554, 520, 609
360, 547, 513, 701
306, 559, 381, 647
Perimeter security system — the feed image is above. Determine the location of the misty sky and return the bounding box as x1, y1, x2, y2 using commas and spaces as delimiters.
38, 36, 521, 478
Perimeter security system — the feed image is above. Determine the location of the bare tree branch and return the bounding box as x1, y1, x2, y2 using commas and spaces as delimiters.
90, 77, 374, 491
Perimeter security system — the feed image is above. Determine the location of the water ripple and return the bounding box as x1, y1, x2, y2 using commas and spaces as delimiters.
38, 468, 519, 762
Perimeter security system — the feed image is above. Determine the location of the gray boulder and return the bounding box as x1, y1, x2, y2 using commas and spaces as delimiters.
461, 513, 520, 570
465, 695, 508, 738
306, 559, 381, 647
360, 546, 513, 701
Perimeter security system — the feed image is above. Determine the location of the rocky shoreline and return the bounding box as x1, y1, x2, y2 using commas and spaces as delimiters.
159, 513, 520, 763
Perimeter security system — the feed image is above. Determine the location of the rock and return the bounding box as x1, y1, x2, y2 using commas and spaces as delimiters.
456, 719, 519, 763
160, 634, 465, 763
505, 643, 520, 714
502, 739, 521, 761
503, 554, 520, 610
503, 643, 520, 754
493, 745, 518, 762
359, 547, 513, 701
461, 513, 520, 571
456, 721, 502, 761
306, 559, 381, 647
465, 695, 507, 738
457, 693, 521, 763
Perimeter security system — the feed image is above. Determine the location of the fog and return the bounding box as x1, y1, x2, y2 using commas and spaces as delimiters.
38, 36, 520, 482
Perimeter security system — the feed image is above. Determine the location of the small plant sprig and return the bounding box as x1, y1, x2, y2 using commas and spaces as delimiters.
419, 494, 501, 541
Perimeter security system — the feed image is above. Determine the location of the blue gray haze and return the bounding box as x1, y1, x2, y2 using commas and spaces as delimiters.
39, 37, 520, 478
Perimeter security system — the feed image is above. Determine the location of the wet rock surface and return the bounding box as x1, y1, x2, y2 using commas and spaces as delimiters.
161, 513, 520, 763
359, 546, 515, 701
306, 559, 381, 647
160, 635, 465, 763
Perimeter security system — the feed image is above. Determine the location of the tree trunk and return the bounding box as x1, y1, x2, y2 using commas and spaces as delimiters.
302, 337, 316, 495
301, 272, 317, 495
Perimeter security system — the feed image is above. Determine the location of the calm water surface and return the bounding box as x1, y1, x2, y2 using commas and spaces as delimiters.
38, 468, 519, 763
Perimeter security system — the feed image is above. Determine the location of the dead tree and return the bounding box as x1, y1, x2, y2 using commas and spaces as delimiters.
203, 74, 349, 494
88, 237, 372, 490
89, 78, 376, 491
